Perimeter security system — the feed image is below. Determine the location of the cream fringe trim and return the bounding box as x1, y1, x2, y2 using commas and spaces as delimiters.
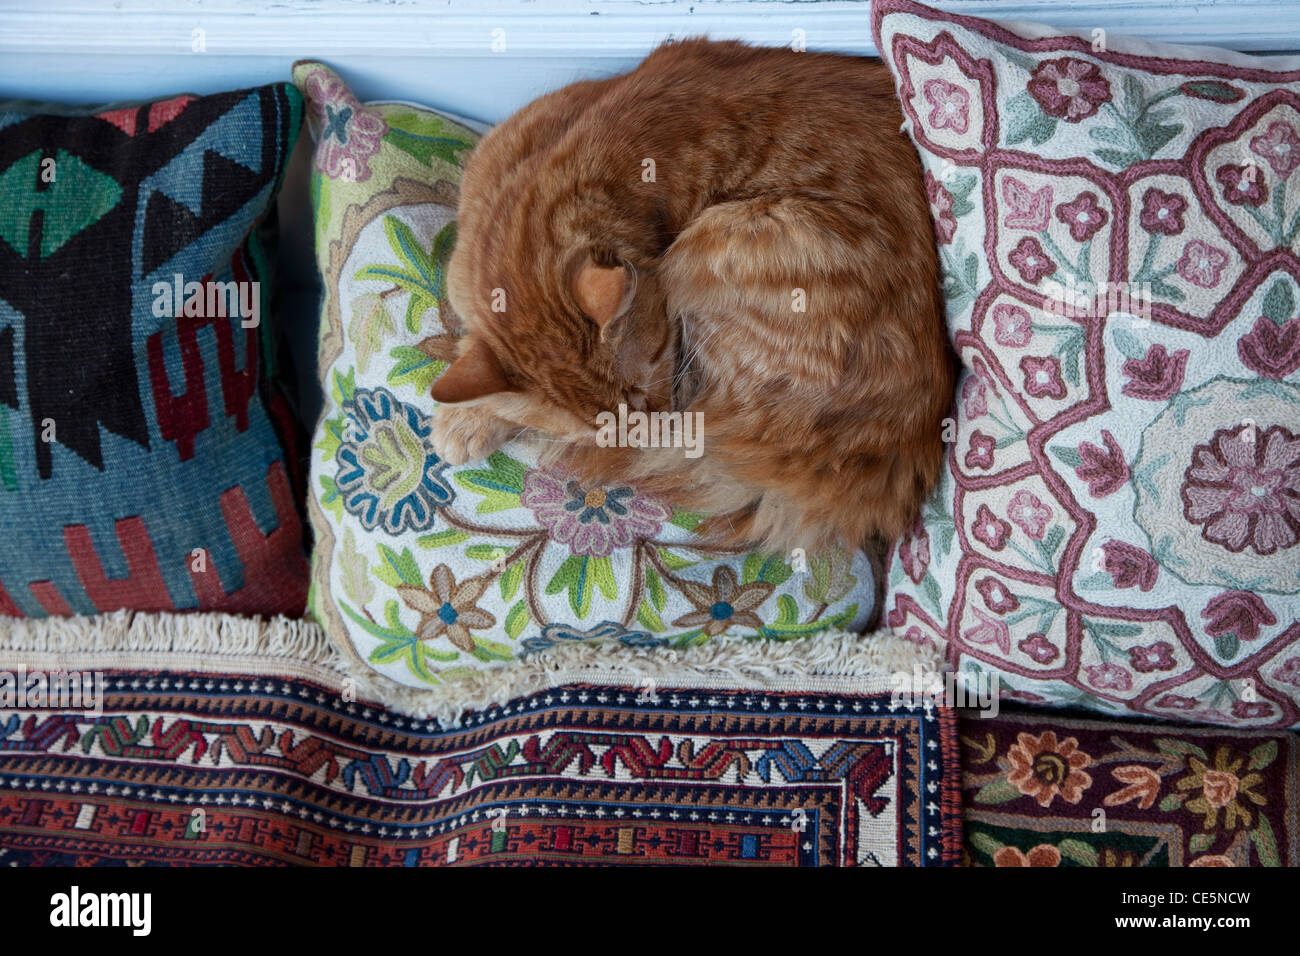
1, 611, 942, 726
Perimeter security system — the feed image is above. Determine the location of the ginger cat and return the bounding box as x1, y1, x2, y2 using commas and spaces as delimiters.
431, 38, 954, 554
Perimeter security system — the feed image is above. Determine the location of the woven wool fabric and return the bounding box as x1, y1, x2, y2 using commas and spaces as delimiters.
295, 62, 876, 712
873, 0, 1300, 728
0, 666, 960, 866
0, 85, 308, 618
960, 707, 1299, 866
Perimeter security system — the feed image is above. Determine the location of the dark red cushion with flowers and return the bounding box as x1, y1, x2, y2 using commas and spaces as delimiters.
874, 0, 1300, 728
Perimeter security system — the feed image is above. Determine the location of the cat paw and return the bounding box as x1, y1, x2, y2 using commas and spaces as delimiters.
432, 404, 514, 465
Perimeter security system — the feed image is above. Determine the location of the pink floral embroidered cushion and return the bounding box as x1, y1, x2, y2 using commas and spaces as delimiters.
873, 0, 1300, 727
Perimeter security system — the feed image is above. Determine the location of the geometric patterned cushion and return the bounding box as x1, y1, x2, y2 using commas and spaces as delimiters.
295, 62, 875, 711
873, 0, 1300, 728
0, 84, 308, 618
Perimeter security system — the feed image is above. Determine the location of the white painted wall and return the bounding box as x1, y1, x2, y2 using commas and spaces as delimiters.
2, 1, 1298, 121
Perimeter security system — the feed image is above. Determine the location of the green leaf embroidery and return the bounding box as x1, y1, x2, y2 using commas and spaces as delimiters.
347, 293, 395, 374
966, 831, 1004, 859
546, 554, 595, 618
1004, 90, 1058, 146
636, 600, 666, 632
465, 544, 510, 561
1179, 80, 1245, 103
374, 544, 422, 588
1214, 631, 1240, 660
1056, 838, 1099, 867
1247, 739, 1279, 771
331, 367, 357, 405
775, 594, 799, 626
1262, 279, 1295, 326
504, 600, 529, 640
1188, 832, 1214, 855
318, 474, 344, 520
645, 565, 666, 611
455, 451, 528, 513
1251, 816, 1281, 866
387, 345, 446, 393
1155, 737, 1208, 762
383, 109, 475, 168
1050, 444, 1084, 468
416, 528, 471, 550
339, 528, 374, 607
973, 778, 1024, 804
1112, 327, 1148, 361
656, 548, 697, 571
742, 552, 793, 586
499, 561, 524, 602
471, 634, 515, 662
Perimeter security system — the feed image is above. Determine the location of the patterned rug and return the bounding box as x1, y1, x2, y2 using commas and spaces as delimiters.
960, 708, 1299, 867
0, 667, 961, 866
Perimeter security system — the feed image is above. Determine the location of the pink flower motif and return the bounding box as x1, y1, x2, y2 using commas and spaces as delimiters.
1238, 316, 1300, 380
1272, 657, 1300, 687
303, 69, 388, 182
961, 374, 988, 418
1020, 354, 1067, 399
975, 576, 1019, 614
1249, 121, 1300, 179
1055, 191, 1109, 242
899, 516, 932, 584
521, 470, 669, 557
1018, 632, 1058, 664
1155, 693, 1200, 711
1215, 163, 1269, 207
1175, 239, 1230, 289
962, 607, 1010, 654
925, 171, 957, 245
923, 78, 971, 134
1121, 343, 1189, 401
1009, 238, 1057, 283
1076, 430, 1130, 498
992, 303, 1033, 347
1028, 58, 1112, 122
1139, 188, 1187, 235
1084, 662, 1133, 691
1231, 700, 1273, 720
1181, 424, 1300, 556
1001, 177, 1053, 231
1201, 591, 1278, 643
1129, 642, 1177, 673
1099, 540, 1158, 591
1007, 490, 1053, 540
972, 504, 1011, 551
966, 430, 996, 470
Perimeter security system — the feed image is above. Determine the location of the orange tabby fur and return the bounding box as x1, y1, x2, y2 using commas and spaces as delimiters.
432, 38, 954, 554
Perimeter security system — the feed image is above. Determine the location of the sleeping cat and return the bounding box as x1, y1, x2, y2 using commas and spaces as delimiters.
431, 38, 954, 554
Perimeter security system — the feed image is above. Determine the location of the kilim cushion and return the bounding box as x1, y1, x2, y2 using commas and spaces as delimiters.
0, 85, 308, 618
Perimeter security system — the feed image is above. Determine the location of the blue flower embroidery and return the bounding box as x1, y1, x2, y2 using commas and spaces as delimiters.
335, 386, 453, 534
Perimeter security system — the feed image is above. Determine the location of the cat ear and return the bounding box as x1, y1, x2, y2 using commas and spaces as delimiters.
430, 336, 511, 403
573, 259, 634, 333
